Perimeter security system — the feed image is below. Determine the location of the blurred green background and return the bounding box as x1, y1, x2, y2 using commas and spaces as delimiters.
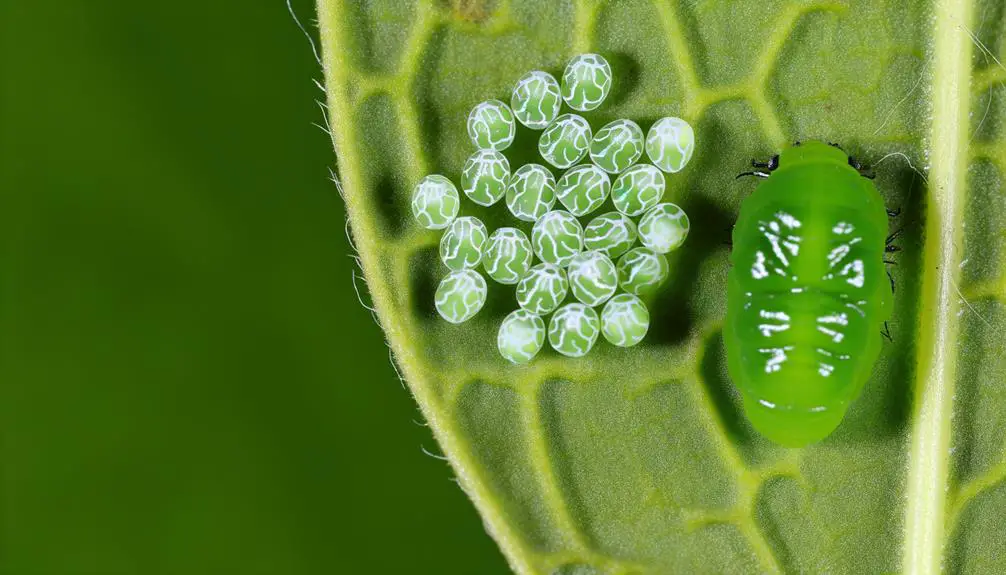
0, 0, 508, 572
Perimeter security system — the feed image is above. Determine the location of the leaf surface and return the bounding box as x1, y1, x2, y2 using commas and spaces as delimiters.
316, 0, 1006, 572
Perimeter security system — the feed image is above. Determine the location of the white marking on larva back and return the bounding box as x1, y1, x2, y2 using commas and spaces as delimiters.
833, 221, 855, 234
828, 244, 851, 267
759, 346, 793, 373
817, 325, 845, 343
818, 313, 849, 326
818, 363, 835, 377
777, 211, 802, 229
841, 259, 866, 288
759, 399, 777, 409
760, 310, 791, 321
752, 251, 769, 279
758, 323, 790, 337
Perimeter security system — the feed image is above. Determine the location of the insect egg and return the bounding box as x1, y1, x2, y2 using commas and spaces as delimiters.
601, 293, 650, 347
566, 250, 618, 306
411, 174, 460, 230
616, 247, 669, 296
506, 163, 557, 222
439, 216, 489, 271
467, 99, 516, 151
589, 119, 645, 174
583, 211, 638, 259
483, 227, 534, 285
555, 164, 611, 217
539, 114, 592, 169
511, 71, 562, 129
461, 149, 510, 207
531, 210, 584, 267
645, 117, 695, 173
561, 53, 613, 112
498, 309, 546, 364
515, 263, 569, 315
637, 202, 690, 253
611, 163, 666, 216
435, 269, 487, 324
548, 303, 600, 357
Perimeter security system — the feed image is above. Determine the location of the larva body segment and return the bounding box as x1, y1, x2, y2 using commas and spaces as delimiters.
725, 141, 892, 447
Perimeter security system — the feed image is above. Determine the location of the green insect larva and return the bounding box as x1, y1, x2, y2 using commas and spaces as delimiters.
601, 293, 650, 347
439, 216, 489, 271
616, 247, 669, 296
531, 210, 584, 267
435, 269, 487, 324
461, 149, 510, 206
498, 309, 546, 364
645, 117, 695, 173
567, 250, 618, 307
555, 164, 611, 217
637, 202, 689, 253
589, 119, 644, 174
483, 227, 534, 285
539, 113, 592, 169
411, 174, 460, 230
561, 53, 612, 112
583, 211, 637, 259
511, 71, 562, 130
467, 99, 516, 151
611, 163, 666, 216
516, 262, 569, 315
506, 163, 557, 222
725, 140, 892, 447
548, 303, 600, 357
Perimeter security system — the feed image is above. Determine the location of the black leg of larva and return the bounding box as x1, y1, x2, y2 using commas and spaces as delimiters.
886, 244, 901, 253
887, 269, 896, 294
881, 321, 893, 342
886, 228, 904, 245
884, 259, 898, 265
751, 159, 773, 169
887, 207, 902, 218
735, 170, 771, 179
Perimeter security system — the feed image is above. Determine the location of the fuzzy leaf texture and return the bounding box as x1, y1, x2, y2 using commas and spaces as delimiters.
315, 0, 1006, 573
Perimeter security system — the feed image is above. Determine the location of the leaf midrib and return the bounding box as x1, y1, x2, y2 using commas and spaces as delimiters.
902, 0, 973, 573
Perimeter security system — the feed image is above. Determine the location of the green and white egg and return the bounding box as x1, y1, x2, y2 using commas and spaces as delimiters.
561, 53, 612, 112
611, 164, 665, 217
498, 309, 547, 364
616, 247, 669, 296
589, 119, 644, 174
531, 210, 583, 267
538, 113, 592, 169
510, 71, 562, 129
555, 164, 610, 217
483, 227, 534, 285
467, 99, 516, 151
638, 202, 690, 253
411, 174, 460, 230
645, 117, 695, 173
506, 163, 556, 222
566, 250, 618, 307
548, 303, 600, 358
601, 294, 650, 347
435, 269, 487, 324
461, 149, 510, 206
515, 263, 569, 315
439, 216, 489, 271
583, 211, 637, 258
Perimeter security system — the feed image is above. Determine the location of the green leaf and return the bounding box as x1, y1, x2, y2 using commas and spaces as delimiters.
315, 0, 1006, 572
